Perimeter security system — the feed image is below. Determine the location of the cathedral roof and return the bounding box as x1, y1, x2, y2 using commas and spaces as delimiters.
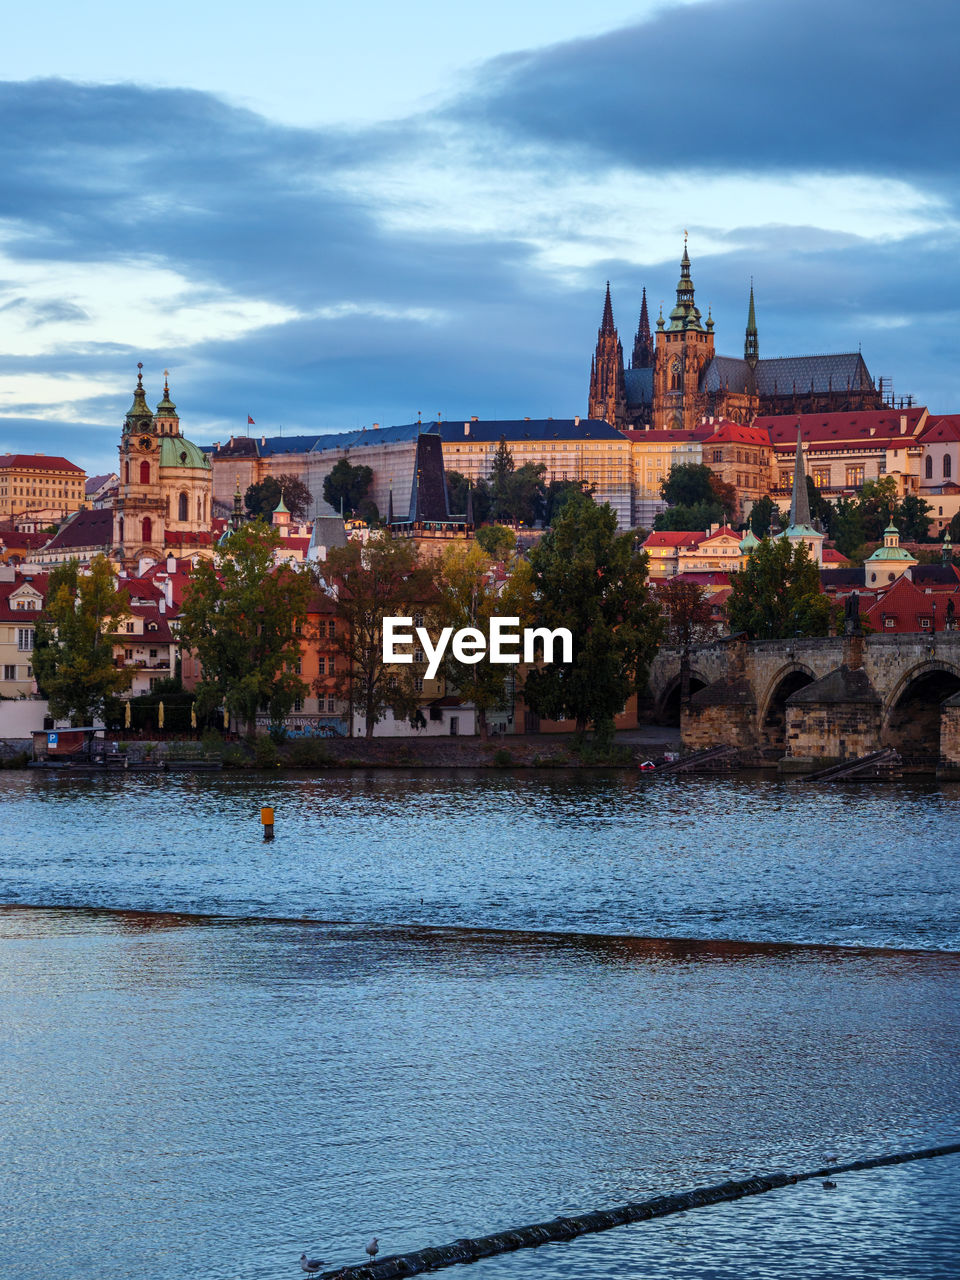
754, 353, 875, 396
699, 356, 755, 395
624, 367, 653, 408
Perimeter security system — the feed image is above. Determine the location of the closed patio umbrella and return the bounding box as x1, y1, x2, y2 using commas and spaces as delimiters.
124, 700, 131, 729
190, 702, 197, 730
157, 700, 165, 730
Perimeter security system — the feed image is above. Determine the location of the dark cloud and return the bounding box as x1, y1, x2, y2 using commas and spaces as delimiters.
455, 0, 957, 189
0, 296, 89, 326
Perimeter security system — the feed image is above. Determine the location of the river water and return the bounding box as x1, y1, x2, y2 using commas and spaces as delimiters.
1, 770, 958, 1279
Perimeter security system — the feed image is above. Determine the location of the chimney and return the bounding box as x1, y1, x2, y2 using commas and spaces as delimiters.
900, 414, 908, 434
464, 423, 470, 436
166, 553, 176, 574
574, 415, 580, 426
261, 435, 266, 447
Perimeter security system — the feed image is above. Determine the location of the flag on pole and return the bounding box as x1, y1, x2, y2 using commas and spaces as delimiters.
247, 415, 255, 425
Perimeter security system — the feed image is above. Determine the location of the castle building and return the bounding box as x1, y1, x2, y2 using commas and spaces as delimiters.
112, 366, 213, 571
589, 240, 883, 433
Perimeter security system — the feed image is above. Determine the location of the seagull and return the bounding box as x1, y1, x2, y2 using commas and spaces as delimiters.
301, 1253, 324, 1272
822, 1180, 837, 1190
825, 1153, 839, 1164
365, 1237, 380, 1262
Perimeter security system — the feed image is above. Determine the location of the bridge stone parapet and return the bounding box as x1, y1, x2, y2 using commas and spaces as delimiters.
647, 632, 960, 771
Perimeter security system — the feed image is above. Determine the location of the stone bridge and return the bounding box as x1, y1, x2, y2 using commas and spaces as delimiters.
647, 633, 960, 773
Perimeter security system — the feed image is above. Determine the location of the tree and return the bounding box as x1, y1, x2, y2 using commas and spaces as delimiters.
523, 494, 663, 742
488, 439, 546, 524
726, 536, 831, 639
474, 524, 516, 560
653, 500, 723, 532
324, 534, 435, 738
895, 493, 932, 543
245, 472, 312, 521
544, 479, 594, 525
805, 476, 834, 535
178, 524, 312, 736
708, 473, 738, 523
749, 495, 777, 539
832, 495, 867, 560
446, 471, 491, 525
858, 476, 899, 542
660, 463, 716, 508
432, 543, 534, 738
322, 459, 374, 517
33, 555, 133, 726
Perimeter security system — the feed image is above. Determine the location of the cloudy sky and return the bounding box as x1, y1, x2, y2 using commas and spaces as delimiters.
1, 0, 957, 474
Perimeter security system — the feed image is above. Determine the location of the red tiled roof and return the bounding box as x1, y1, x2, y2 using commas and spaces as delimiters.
643, 531, 702, 548
918, 415, 960, 444
0, 573, 49, 621
42, 507, 113, 551
673, 571, 733, 586
821, 547, 851, 565
757, 408, 927, 449
0, 454, 84, 473
699, 421, 771, 446
696, 525, 740, 544
862, 575, 941, 634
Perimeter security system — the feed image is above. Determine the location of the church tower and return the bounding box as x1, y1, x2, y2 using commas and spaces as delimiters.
653, 238, 715, 431
588, 282, 627, 428
631, 287, 654, 369
114, 363, 166, 570
744, 283, 759, 369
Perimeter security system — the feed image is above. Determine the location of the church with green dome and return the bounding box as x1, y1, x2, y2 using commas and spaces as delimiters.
112, 365, 213, 571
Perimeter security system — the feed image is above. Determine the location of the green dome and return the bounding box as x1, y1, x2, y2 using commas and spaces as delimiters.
740, 526, 759, 553
159, 435, 210, 470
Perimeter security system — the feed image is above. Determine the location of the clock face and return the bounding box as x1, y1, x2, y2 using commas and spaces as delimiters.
139, 437, 152, 451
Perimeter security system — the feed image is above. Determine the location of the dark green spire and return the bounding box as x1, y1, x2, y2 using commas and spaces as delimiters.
744, 282, 759, 368
124, 362, 154, 435
156, 368, 178, 417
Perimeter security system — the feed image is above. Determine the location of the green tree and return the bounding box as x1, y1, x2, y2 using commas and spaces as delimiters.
726, 536, 831, 639
656, 576, 718, 707
653, 500, 723, 532
857, 476, 899, 542
474, 524, 516, 559
544, 479, 594, 525
832, 495, 867, 560
488, 439, 545, 524
432, 543, 534, 738
895, 492, 932, 543
446, 471, 491, 525
178, 524, 312, 737
324, 534, 435, 738
245, 472, 312, 521
660, 463, 715, 508
523, 494, 663, 742
33, 555, 133, 726
322, 459, 374, 517
748, 495, 777, 539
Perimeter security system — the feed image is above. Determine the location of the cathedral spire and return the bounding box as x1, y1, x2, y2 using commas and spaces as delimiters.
744, 281, 759, 368
124, 361, 153, 434
668, 237, 703, 332
588, 282, 626, 428
631, 286, 653, 369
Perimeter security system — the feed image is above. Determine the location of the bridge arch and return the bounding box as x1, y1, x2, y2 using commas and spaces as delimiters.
655, 669, 710, 726
758, 663, 818, 753
881, 660, 960, 758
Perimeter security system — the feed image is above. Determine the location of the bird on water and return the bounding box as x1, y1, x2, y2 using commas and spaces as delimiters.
366, 1237, 380, 1262
822, 1180, 837, 1189
301, 1253, 324, 1272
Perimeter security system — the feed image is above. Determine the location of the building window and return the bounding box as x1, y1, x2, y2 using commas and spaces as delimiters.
414, 677, 424, 692
813, 468, 830, 488
17, 628, 33, 651
920, 618, 931, 629
140, 460, 150, 485
149, 648, 158, 659
414, 648, 424, 664
142, 516, 152, 541
846, 465, 864, 488
178, 491, 188, 521
327, 620, 335, 638
126, 622, 135, 633
780, 470, 791, 488
125, 649, 133, 660
926, 455, 934, 479
945, 455, 953, 479
293, 697, 303, 712
413, 612, 424, 628
327, 698, 336, 712
317, 657, 326, 676
712, 449, 722, 463
3, 665, 16, 680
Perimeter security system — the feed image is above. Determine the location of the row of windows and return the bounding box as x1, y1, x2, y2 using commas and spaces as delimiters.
2, 663, 31, 680
925, 455, 952, 480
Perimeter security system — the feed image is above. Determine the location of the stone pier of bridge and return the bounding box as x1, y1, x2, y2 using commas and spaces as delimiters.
646, 633, 960, 776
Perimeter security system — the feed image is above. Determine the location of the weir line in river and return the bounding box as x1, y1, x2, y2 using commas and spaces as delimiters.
314, 1141, 960, 1280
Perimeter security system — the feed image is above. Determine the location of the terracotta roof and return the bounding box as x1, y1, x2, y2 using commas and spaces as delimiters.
821, 547, 851, 565
756, 408, 927, 447
0, 573, 48, 620
699, 420, 771, 446
0, 454, 84, 473
696, 525, 740, 544
624, 429, 700, 444
673, 571, 733, 586
918, 415, 960, 444
862, 575, 942, 634
643, 531, 702, 548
